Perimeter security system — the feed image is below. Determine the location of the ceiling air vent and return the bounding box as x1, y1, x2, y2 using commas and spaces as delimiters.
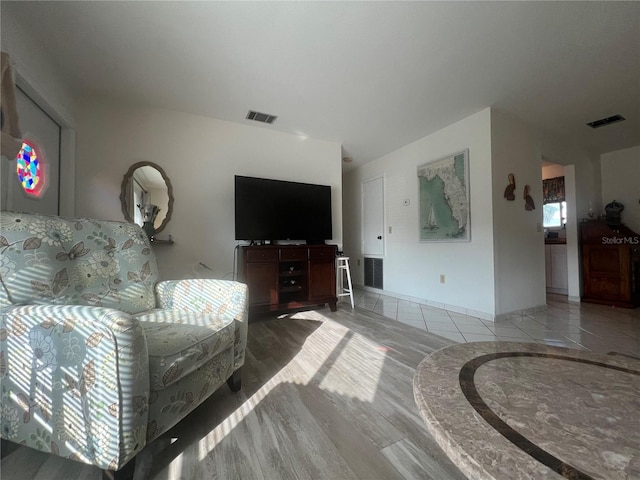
246, 110, 278, 124
586, 114, 625, 129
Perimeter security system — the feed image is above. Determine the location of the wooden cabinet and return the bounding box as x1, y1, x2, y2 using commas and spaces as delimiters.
545, 243, 568, 295
309, 259, 335, 300
239, 245, 337, 316
245, 262, 278, 306
580, 221, 640, 308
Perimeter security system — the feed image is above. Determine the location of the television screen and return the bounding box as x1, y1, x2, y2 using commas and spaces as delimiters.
234, 175, 332, 243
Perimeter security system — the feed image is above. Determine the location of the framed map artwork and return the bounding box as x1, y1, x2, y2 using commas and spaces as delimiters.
417, 149, 470, 242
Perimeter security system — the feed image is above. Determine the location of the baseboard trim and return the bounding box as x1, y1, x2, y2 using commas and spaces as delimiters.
354, 284, 496, 321
493, 304, 548, 322
546, 287, 568, 295
355, 285, 551, 323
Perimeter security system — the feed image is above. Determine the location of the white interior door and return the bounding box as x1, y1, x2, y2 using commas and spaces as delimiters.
363, 177, 384, 256
1, 87, 60, 214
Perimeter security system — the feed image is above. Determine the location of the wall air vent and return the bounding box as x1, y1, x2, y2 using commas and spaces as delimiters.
246, 110, 278, 124
586, 114, 625, 129
364, 258, 383, 289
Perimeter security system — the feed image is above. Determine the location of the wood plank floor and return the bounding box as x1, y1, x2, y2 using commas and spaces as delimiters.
1, 306, 467, 480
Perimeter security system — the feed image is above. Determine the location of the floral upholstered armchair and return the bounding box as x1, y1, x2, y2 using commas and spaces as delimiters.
0, 211, 248, 478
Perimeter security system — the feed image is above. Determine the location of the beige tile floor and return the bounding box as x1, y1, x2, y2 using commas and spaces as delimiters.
344, 289, 640, 357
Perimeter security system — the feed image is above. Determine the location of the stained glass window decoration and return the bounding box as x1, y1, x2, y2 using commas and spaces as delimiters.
16, 139, 45, 197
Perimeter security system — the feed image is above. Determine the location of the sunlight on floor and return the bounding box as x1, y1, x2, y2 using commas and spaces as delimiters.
195, 310, 388, 462
197, 371, 295, 462
315, 332, 386, 403
291, 310, 386, 403
165, 451, 183, 479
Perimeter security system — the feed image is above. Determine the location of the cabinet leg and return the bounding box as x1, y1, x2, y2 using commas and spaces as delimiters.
329, 302, 337, 312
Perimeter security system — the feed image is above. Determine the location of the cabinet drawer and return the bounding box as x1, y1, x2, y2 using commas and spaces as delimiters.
309, 247, 335, 260
280, 248, 308, 261
245, 248, 278, 262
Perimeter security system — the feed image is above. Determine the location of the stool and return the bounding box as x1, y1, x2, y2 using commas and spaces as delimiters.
336, 256, 354, 308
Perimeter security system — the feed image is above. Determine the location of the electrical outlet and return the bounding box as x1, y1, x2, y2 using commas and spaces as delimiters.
388, 226, 392, 234
440, 274, 446, 284
536, 222, 542, 232
357, 259, 361, 266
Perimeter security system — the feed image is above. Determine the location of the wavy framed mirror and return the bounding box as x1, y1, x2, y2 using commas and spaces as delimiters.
120, 161, 174, 235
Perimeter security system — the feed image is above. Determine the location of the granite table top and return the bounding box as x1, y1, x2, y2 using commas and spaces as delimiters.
413, 342, 640, 480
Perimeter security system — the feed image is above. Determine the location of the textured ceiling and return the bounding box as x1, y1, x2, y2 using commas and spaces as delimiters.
3, 1, 639, 170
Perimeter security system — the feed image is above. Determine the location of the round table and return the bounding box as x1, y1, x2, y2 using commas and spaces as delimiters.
413, 342, 640, 480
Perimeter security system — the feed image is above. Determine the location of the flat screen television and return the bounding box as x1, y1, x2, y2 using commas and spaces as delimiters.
234, 175, 332, 243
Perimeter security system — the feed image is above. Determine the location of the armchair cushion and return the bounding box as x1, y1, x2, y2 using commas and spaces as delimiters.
155, 279, 248, 370
134, 309, 235, 390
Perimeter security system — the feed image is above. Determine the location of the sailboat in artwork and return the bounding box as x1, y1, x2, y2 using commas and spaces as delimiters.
425, 204, 438, 230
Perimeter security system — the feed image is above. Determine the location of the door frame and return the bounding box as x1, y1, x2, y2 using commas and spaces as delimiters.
540, 161, 580, 302
562, 164, 580, 301
10, 69, 76, 216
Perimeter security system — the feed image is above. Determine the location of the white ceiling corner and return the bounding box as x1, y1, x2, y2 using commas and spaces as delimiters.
2, 1, 638, 171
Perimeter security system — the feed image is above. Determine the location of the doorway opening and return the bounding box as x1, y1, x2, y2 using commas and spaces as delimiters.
541, 160, 579, 301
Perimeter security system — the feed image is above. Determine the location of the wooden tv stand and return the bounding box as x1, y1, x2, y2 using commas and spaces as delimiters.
238, 244, 338, 316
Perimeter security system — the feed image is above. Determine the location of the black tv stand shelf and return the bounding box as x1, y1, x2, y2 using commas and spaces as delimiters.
238, 244, 337, 317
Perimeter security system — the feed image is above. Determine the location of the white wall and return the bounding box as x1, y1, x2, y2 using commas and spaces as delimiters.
343, 108, 496, 318
541, 138, 601, 222
542, 164, 565, 180
0, 8, 76, 216
0, 10, 75, 125
343, 107, 603, 316
490, 110, 546, 316
1, 8, 76, 215
74, 97, 342, 280
600, 146, 640, 233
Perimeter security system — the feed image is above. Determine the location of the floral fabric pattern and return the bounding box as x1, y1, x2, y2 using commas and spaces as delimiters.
0, 211, 158, 314
1, 304, 149, 470
29, 329, 58, 371
156, 279, 248, 370
146, 346, 234, 443
0, 212, 248, 473
134, 309, 235, 390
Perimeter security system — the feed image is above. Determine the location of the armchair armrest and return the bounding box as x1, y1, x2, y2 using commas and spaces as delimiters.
0, 304, 149, 470
155, 279, 248, 369
155, 279, 248, 320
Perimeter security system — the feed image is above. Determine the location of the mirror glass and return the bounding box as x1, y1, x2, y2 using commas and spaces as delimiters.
120, 161, 174, 234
